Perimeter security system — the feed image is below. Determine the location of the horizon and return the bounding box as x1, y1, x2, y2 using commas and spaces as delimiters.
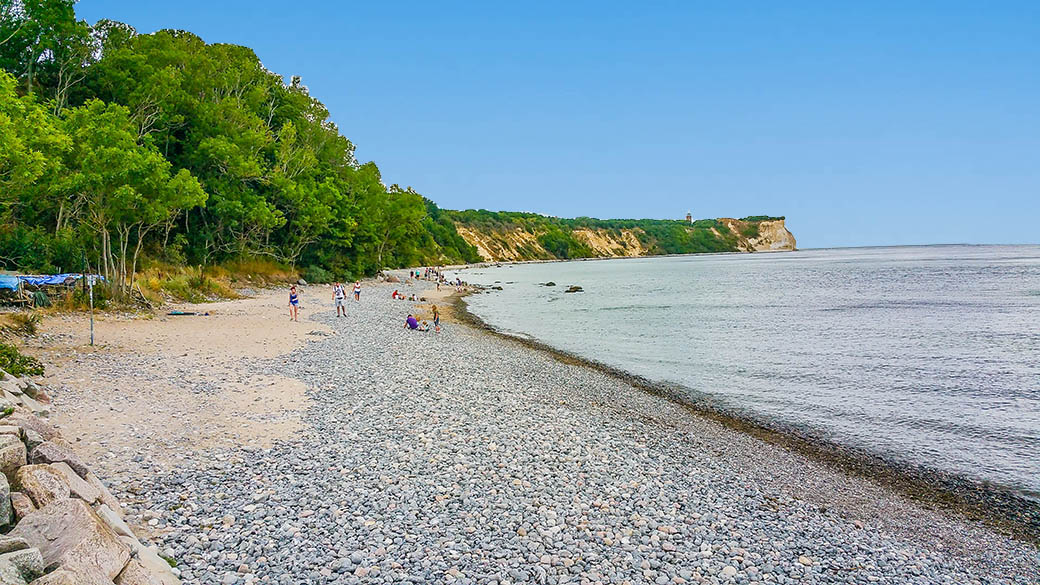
78, 1, 1040, 248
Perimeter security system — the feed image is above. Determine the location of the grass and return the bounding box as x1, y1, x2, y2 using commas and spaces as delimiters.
136, 258, 298, 304
0, 312, 40, 336
0, 342, 44, 376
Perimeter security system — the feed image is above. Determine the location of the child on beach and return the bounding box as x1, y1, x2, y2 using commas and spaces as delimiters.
404, 314, 428, 331
353, 280, 361, 301
432, 305, 441, 332
332, 282, 347, 317
288, 285, 299, 321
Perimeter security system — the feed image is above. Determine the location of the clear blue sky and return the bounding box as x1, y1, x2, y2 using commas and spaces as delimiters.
77, 1, 1039, 248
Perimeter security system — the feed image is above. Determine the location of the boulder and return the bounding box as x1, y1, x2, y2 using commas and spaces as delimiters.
0, 472, 11, 526
0, 426, 20, 437
95, 506, 135, 540
28, 569, 113, 585
47, 464, 99, 505
0, 538, 28, 555
10, 499, 130, 579
21, 431, 43, 452
28, 444, 88, 480
10, 493, 35, 523
114, 539, 178, 585
3, 414, 58, 442
85, 474, 121, 517
0, 548, 44, 583
0, 436, 27, 483
14, 396, 48, 419
14, 466, 69, 509
564, 285, 583, 293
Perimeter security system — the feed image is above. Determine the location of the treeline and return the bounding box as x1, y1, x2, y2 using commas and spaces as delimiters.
0, 1, 480, 291
445, 210, 785, 258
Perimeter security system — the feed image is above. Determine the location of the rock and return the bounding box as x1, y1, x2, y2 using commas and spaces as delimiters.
721, 565, 737, 577
21, 431, 44, 452
564, 285, 583, 293
15, 395, 48, 418
10, 493, 35, 523
0, 435, 27, 481
798, 556, 814, 566
10, 499, 130, 580
14, 466, 69, 509
297, 278, 307, 285
0, 548, 44, 583
0, 472, 11, 526
28, 569, 111, 585
28, 443, 89, 479
0, 426, 20, 437
85, 474, 121, 517
0, 538, 28, 555
3, 413, 57, 442
96, 506, 135, 540
47, 463, 99, 504
115, 557, 177, 585
544, 282, 556, 286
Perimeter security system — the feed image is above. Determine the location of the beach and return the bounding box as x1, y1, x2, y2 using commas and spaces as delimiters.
22, 278, 1039, 584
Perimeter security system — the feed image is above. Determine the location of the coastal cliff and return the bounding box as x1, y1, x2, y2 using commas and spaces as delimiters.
446, 211, 796, 262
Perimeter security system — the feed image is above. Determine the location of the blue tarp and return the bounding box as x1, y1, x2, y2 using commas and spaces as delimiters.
0, 275, 19, 291
14, 273, 104, 287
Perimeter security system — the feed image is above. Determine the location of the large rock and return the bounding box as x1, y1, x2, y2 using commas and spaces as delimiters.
47, 464, 99, 505
85, 474, 121, 518
14, 396, 48, 419
28, 569, 113, 585
10, 499, 129, 579
28, 444, 88, 480
0, 435, 27, 482
14, 466, 69, 510
0, 426, 20, 437
9, 493, 35, 523
0, 473, 11, 526
0, 548, 44, 584
95, 506, 134, 540
3, 414, 58, 443
114, 538, 178, 585
0, 537, 28, 555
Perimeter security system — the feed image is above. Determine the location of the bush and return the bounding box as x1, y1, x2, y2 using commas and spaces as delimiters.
0, 343, 44, 376
0, 313, 41, 336
303, 265, 334, 284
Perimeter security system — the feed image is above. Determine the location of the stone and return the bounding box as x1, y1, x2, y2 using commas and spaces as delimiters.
0, 426, 20, 437
0, 538, 28, 555
9, 499, 130, 579
721, 566, 737, 577
0, 472, 11, 526
96, 505, 136, 540
10, 493, 35, 522
47, 463, 100, 504
0, 548, 44, 582
21, 431, 44, 452
28, 569, 112, 585
14, 466, 69, 509
28, 443, 89, 479
85, 474, 122, 517
14, 396, 48, 418
114, 538, 179, 585
0, 435, 26, 481
3, 414, 58, 442
798, 556, 814, 566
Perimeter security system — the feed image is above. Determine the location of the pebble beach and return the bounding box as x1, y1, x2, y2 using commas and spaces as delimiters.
30, 279, 1040, 584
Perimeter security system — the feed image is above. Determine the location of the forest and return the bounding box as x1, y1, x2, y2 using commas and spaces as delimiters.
0, 0, 481, 294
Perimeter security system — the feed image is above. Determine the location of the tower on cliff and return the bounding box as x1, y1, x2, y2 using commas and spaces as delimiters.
685, 212, 692, 223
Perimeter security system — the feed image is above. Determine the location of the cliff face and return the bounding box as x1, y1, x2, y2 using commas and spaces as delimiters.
451, 216, 796, 262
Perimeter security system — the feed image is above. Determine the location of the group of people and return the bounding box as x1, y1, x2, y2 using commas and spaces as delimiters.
287, 281, 360, 322
287, 278, 441, 333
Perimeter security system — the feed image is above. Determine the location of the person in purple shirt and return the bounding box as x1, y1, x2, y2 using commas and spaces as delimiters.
404, 314, 428, 331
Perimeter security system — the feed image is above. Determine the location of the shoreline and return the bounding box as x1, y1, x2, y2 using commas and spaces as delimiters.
449, 287, 1040, 544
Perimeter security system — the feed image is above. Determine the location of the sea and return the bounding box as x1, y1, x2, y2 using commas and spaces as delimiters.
451, 245, 1040, 498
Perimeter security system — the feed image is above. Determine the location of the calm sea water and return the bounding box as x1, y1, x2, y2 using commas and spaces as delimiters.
453, 245, 1040, 496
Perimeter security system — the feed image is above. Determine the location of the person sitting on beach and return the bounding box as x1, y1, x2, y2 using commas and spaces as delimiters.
404, 314, 428, 331
332, 282, 346, 317
288, 285, 300, 322
391, 289, 400, 299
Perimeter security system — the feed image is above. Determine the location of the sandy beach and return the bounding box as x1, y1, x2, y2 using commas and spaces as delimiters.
20, 278, 1039, 584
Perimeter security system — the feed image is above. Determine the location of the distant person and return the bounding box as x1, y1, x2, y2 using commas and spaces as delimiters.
288, 285, 300, 322
353, 280, 361, 302
405, 314, 428, 331
432, 305, 441, 332
392, 289, 400, 299
332, 282, 347, 317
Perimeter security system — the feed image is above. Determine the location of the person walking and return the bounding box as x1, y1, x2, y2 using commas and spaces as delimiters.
333, 282, 347, 317
353, 280, 362, 302
288, 285, 300, 322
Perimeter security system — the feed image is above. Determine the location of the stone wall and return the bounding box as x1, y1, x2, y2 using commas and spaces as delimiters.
0, 370, 179, 585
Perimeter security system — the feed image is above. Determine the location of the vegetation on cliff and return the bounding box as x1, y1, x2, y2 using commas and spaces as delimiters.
446, 210, 789, 261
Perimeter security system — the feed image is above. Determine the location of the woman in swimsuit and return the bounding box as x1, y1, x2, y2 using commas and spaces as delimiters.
289, 285, 299, 321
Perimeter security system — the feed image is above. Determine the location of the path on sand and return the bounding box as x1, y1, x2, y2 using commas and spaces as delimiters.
29, 280, 1040, 584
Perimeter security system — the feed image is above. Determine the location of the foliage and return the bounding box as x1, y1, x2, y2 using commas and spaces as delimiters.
0, 342, 44, 376
0, 6, 483, 294
0, 312, 40, 336
302, 264, 333, 284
